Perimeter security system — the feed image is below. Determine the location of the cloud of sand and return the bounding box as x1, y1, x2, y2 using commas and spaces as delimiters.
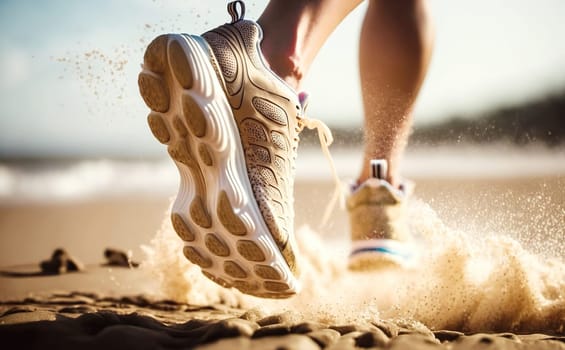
143, 199, 565, 334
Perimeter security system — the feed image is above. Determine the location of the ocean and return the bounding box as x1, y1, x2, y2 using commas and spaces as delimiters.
1, 145, 564, 203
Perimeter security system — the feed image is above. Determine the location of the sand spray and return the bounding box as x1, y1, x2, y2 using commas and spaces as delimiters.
143, 197, 565, 333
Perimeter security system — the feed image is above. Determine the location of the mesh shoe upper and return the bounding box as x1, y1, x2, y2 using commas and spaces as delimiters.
347, 178, 412, 242
202, 18, 302, 273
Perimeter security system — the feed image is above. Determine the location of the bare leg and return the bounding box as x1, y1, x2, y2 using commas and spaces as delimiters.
358, 0, 434, 187
258, 0, 433, 186
258, 0, 363, 90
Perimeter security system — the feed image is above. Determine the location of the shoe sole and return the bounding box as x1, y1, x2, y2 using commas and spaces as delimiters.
138, 34, 299, 298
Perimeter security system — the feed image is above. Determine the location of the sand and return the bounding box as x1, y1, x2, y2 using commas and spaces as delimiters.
1, 290, 564, 349
1, 176, 564, 349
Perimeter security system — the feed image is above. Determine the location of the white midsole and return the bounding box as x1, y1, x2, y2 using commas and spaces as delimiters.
158, 34, 300, 294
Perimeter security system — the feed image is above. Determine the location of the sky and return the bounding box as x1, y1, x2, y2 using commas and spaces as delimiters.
0, 0, 565, 157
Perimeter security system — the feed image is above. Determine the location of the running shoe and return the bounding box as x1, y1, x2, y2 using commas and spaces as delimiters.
347, 159, 415, 270
138, 1, 325, 298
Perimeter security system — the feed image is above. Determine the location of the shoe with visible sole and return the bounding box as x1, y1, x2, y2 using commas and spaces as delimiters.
138, 1, 312, 298
347, 159, 415, 270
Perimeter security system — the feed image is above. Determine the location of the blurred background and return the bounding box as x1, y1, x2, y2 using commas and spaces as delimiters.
0, 0, 563, 267
1, 0, 564, 157
0, 0, 564, 197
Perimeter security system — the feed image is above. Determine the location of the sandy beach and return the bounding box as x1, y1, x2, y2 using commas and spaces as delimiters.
1, 164, 564, 349
1, 290, 564, 349
1, 0, 564, 346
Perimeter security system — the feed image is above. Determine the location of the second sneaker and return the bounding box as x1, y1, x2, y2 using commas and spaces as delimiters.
347, 159, 415, 270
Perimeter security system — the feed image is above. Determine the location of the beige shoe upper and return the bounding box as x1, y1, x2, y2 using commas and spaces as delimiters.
202, 13, 302, 274
347, 177, 412, 243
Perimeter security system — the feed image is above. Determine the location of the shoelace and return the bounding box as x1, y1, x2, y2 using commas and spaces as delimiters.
297, 93, 344, 226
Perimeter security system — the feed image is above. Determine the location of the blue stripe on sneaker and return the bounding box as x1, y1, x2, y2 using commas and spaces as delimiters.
350, 246, 411, 260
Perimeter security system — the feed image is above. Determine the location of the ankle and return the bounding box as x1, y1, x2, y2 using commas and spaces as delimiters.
257, 9, 307, 90
260, 45, 304, 90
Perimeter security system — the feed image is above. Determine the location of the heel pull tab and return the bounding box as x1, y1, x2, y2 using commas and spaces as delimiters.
228, 1, 246, 23
370, 159, 388, 180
